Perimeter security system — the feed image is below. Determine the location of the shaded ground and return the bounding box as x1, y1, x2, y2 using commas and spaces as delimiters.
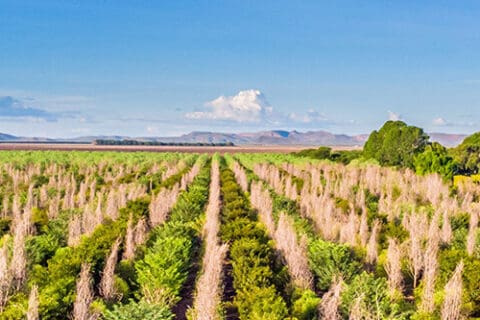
0, 143, 361, 154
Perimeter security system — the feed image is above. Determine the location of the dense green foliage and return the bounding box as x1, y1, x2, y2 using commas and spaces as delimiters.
308, 239, 363, 291
292, 146, 362, 164
414, 142, 457, 179
219, 164, 288, 319
3, 147, 480, 319
104, 300, 173, 320
363, 121, 429, 168
111, 159, 211, 316
452, 132, 480, 175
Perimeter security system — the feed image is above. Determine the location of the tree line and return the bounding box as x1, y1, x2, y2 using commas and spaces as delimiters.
293, 120, 480, 180
94, 139, 235, 147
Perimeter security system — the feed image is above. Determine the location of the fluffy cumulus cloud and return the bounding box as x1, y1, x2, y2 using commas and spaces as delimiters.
288, 109, 328, 123
185, 89, 273, 123
185, 89, 350, 130
388, 110, 402, 121
432, 117, 447, 126
0, 96, 59, 121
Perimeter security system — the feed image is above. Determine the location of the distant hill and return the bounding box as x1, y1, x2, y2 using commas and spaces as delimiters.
0, 133, 19, 141
0, 130, 470, 147
151, 130, 367, 146
428, 133, 468, 147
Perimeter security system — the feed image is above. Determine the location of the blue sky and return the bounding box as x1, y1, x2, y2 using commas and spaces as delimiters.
0, 1, 479, 138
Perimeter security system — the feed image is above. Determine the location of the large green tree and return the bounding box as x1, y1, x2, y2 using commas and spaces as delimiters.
363, 121, 429, 168
451, 132, 480, 175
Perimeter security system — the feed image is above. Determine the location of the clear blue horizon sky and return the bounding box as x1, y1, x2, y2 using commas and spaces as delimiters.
1, 1, 479, 138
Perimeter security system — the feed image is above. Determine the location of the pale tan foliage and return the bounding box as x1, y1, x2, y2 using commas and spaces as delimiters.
27, 284, 39, 320
133, 218, 148, 247
359, 208, 369, 247
122, 216, 135, 260
192, 242, 228, 320
320, 276, 343, 320
1, 195, 8, 218
106, 189, 119, 220
232, 160, 248, 192
10, 215, 27, 290
149, 185, 179, 227
441, 261, 464, 320
349, 294, 375, 320
191, 159, 227, 320
73, 263, 95, 320
405, 212, 427, 288
441, 210, 453, 245
366, 220, 381, 265
275, 213, 313, 290
420, 213, 440, 314
250, 180, 275, 238
68, 214, 83, 247
100, 237, 122, 301
385, 238, 403, 295
466, 206, 478, 256
0, 243, 11, 311
339, 209, 359, 246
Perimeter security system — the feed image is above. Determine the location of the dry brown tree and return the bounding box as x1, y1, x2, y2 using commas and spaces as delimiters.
122, 215, 135, 260
99, 237, 122, 301
10, 215, 27, 290
441, 261, 464, 320
232, 160, 248, 192
385, 238, 403, 295
191, 160, 228, 320
366, 220, 381, 265
73, 263, 95, 320
441, 210, 453, 245
149, 185, 180, 227
27, 284, 39, 320
466, 207, 478, 256
405, 212, 427, 288
275, 213, 313, 290
0, 243, 11, 311
319, 276, 343, 320
420, 214, 440, 314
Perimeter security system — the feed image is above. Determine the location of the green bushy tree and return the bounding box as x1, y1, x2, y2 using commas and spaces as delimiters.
414, 142, 457, 179
363, 121, 429, 168
308, 239, 362, 291
104, 299, 173, 320
452, 132, 480, 175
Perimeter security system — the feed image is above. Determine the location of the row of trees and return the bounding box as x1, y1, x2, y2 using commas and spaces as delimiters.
235, 152, 474, 319
94, 139, 235, 147
295, 120, 480, 179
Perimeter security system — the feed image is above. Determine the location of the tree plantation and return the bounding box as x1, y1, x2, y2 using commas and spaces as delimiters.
0, 141, 480, 319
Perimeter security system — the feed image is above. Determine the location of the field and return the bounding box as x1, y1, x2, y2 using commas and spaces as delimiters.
0, 143, 360, 154
0, 150, 478, 319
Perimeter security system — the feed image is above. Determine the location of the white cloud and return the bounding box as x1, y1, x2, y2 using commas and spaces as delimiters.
288, 109, 327, 123
432, 117, 447, 126
185, 89, 273, 123
146, 126, 159, 134
388, 110, 402, 121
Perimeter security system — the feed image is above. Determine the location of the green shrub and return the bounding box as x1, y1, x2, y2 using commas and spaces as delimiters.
104, 299, 173, 320
291, 289, 320, 320
308, 239, 362, 291
135, 235, 193, 306
340, 272, 410, 319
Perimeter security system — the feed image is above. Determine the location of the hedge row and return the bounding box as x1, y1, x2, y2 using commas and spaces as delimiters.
105, 159, 211, 319
219, 162, 289, 319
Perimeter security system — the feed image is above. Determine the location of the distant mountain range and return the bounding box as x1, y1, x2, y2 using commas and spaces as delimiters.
0, 130, 469, 147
